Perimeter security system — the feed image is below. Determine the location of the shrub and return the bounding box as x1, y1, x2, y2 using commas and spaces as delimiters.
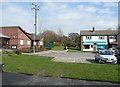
15, 50, 21, 55
54, 42, 60, 46
35, 47, 48, 52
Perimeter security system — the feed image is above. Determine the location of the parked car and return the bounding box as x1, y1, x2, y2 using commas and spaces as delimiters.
109, 47, 116, 55
95, 50, 117, 64
114, 47, 120, 64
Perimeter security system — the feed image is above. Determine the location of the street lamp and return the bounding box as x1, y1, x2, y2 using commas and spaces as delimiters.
32, 3, 39, 53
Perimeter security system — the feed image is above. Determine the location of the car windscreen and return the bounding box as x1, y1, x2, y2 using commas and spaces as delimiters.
99, 51, 113, 55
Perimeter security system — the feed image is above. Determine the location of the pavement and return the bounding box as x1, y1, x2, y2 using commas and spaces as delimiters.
23, 50, 96, 63
2, 72, 120, 85
0, 67, 2, 87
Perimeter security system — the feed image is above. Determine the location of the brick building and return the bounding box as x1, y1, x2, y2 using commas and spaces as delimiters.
27, 33, 44, 49
0, 26, 44, 49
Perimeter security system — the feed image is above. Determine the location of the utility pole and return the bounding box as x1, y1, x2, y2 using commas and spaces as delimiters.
32, 3, 39, 53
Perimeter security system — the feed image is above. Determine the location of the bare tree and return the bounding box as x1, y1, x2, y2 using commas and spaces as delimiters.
58, 28, 64, 36
40, 30, 58, 42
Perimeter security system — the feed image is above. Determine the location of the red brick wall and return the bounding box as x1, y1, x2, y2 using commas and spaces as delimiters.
118, 34, 120, 47
17, 28, 31, 49
2, 27, 31, 49
80, 36, 83, 51
2, 27, 18, 48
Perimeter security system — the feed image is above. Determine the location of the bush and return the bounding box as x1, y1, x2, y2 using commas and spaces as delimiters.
35, 48, 47, 52
15, 50, 21, 55
66, 43, 76, 47
13, 49, 32, 53
54, 42, 60, 46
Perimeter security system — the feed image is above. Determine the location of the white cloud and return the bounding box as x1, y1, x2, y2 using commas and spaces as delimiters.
77, 5, 97, 13
103, 2, 118, 8
98, 8, 113, 14
2, 2, 34, 33
1, 2, 118, 35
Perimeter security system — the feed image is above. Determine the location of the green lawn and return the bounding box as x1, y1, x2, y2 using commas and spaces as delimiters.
67, 47, 81, 52
67, 49, 81, 52
52, 46, 64, 50
3, 54, 119, 83
0, 52, 2, 62
0, 57, 2, 62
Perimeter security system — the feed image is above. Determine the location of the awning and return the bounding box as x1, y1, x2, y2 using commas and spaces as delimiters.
83, 41, 107, 45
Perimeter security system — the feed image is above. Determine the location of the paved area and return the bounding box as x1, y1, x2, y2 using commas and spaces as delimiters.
23, 50, 96, 63
0, 66, 2, 86
2, 72, 119, 85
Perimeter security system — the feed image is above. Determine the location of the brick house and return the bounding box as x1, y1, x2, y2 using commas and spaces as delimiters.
27, 33, 44, 49
0, 26, 44, 49
1, 26, 32, 49
80, 28, 118, 51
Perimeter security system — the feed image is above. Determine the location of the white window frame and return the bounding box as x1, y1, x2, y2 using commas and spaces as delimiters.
40, 41, 43, 45
110, 36, 116, 39
34, 41, 36, 45
27, 40, 31, 45
20, 40, 24, 45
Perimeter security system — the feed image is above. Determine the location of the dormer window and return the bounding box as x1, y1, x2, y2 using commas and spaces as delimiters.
86, 36, 91, 40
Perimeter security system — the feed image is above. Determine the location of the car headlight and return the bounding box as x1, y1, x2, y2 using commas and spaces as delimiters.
113, 57, 117, 60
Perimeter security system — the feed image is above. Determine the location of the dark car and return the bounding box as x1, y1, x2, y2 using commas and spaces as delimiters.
115, 47, 120, 64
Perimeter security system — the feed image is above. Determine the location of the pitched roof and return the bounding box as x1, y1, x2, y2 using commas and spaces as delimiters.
0, 33, 10, 38
26, 33, 42, 41
80, 30, 118, 36
1, 26, 32, 40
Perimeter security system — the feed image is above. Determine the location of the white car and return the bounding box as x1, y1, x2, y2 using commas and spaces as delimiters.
95, 50, 117, 64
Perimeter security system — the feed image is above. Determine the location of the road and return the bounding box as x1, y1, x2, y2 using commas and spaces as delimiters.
2, 72, 119, 85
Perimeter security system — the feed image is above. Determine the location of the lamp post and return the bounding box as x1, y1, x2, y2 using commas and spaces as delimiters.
32, 3, 39, 53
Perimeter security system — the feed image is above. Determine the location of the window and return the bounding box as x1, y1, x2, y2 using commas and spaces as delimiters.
20, 40, 24, 45
99, 36, 105, 40
27, 40, 31, 45
84, 45, 90, 49
110, 36, 116, 39
91, 45, 93, 48
40, 41, 43, 45
86, 36, 91, 40
34, 42, 36, 45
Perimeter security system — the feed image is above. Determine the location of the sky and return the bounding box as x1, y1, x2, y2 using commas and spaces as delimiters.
0, 0, 119, 36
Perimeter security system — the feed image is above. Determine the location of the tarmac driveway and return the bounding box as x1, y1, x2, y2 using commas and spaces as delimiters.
24, 51, 96, 63
2, 72, 119, 85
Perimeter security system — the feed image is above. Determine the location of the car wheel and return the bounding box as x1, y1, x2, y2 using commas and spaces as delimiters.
99, 59, 104, 64
114, 61, 117, 64
95, 58, 97, 61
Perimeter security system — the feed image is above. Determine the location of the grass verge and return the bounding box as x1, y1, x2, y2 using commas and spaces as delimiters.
3, 54, 119, 83
52, 46, 64, 50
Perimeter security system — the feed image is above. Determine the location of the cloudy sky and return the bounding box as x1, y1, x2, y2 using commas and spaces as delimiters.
1, 1, 118, 36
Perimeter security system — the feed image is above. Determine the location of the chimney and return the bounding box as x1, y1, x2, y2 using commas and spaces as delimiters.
93, 27, 95, 32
